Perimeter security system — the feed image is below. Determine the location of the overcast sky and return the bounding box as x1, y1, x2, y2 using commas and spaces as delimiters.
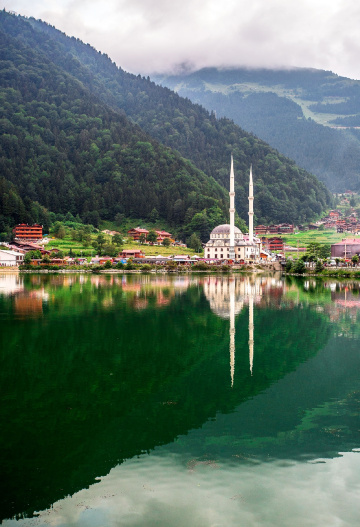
3, 0, 360, 79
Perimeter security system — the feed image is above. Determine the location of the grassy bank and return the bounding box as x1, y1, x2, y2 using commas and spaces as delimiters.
45, 234, 197, 258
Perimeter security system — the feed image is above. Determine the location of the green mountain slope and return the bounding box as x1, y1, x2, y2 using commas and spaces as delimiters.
0, 24, 227, 235
0, 11, 332, 230
154, 67, 360, 192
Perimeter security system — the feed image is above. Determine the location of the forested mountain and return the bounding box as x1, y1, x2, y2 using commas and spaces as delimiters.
155, 67, 360, 192
0, 19, 227, 236
0, 11, 331, 236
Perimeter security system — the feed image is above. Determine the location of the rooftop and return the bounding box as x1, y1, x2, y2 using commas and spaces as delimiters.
211, 224, 242, 235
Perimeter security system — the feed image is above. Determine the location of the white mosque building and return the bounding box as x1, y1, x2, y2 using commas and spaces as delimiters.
204, 157, 261, 262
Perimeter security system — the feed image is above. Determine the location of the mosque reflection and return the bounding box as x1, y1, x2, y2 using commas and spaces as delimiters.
1, 271, 360, 324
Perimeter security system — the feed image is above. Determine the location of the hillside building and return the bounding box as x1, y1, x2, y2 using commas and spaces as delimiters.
127, 227, 149, 241
262, 237, 284, 252
13, 223, 43, 240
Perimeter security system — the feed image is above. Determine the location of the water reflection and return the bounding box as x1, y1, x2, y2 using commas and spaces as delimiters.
7, 451, 360, 527
1, 273, 360, 524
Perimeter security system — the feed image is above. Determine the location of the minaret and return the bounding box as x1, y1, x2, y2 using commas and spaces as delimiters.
248, 165, 254, 244
229, 155, 236, 261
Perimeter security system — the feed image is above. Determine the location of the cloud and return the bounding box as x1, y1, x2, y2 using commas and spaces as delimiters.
4, 451, 360, 526
3, 0, 360, 79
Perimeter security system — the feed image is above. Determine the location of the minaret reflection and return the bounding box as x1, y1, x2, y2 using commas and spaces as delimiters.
203, 276, 259, 386
229, 277, 236, 387
249, 295, 254, 376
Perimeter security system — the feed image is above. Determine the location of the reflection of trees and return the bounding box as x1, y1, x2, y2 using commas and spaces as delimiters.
0, 275, 333, 521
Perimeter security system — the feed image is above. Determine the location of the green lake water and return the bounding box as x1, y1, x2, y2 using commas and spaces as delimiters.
0, 272, 360, 526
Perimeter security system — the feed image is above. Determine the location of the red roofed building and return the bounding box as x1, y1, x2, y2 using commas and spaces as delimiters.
120, 249, 145, 258
262, 237, 284, 252
255, 225, 268, 235
13, 224, 43, 240
127, 227, 149, 241
155, 230, 172, 243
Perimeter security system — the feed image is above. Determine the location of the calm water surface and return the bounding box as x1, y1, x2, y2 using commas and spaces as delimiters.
0, 272, 360, 526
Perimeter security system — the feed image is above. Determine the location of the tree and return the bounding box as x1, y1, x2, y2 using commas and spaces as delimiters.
139, 233, 146, 244
315, 259, 324, 273
188, 233, 203, 252
114, 213, 124, 225
104, 259, 113, 269
185, 210, 210, 242
53, 222, 66, 239
94, 233, 106, 253
351, 254, 359, 267
292, 259, 306, 274
285, 259, 293, 272
103, 244, 118, 257
147, 230, 157, 244
319, 244, 331, 259
112, 233, 123, 246
149, 208, 159, 223
162, 237, 171, 247
82, 233, 92, 247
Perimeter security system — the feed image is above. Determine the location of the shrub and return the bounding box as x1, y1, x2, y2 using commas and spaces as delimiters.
292, 259, 306, 274
220, 265, 231, 272
192, 262, 210, 271
141, 264, 152, 271
285, 260, 293, 272
314, 260, 324, 273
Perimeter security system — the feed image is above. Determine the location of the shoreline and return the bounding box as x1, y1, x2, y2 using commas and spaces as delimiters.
1, 267, 360, 279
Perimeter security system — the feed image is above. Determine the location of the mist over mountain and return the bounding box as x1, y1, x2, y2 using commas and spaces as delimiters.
155, 67, 360, 192
0, 11, 332, 236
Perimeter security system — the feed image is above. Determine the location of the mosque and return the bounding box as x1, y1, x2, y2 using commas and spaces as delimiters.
204, 157, 261, 262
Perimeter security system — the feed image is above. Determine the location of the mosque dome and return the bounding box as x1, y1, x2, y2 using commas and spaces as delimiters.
210, 224, 242, 236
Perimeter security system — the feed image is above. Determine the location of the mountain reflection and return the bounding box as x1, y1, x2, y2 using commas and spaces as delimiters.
0, 273, 360, 521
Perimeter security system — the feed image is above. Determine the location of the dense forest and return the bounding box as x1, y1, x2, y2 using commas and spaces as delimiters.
156, 67, 360, 192
0, 11, 331, 238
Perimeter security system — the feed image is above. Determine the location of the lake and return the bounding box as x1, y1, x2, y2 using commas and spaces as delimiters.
1, 272, 360, 526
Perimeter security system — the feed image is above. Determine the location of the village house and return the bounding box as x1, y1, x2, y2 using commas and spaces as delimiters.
255, 223, 294, 235
0, 249, 24, 266
127, 227, 149, 241
120, 249, 145, 259
12, 223, 43, 240
9, 240, 51, 254
155, 230, 172, 243
331, 239, 360, 259
261, 237, 284, 252
328, 210, 341, 219
29, 258, 68, 267
90, 256, 114, 265
255, 225, 268, 236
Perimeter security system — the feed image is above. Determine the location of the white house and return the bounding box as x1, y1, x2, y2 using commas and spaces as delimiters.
0, 249, 24, 266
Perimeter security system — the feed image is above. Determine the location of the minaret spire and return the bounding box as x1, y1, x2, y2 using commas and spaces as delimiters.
248, 165, 254, 244
229, 155, 235, 261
